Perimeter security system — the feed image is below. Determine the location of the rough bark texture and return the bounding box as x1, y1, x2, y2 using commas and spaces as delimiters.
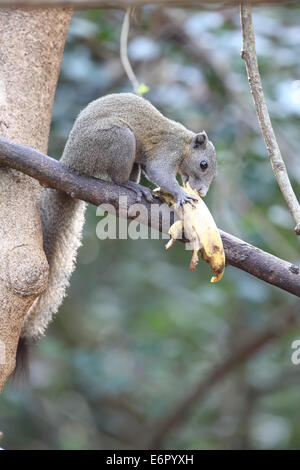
0, 136, 299, 298
0, 7, 73, 391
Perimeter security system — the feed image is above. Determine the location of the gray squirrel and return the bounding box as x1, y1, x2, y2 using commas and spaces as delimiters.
21, 92, 217, 340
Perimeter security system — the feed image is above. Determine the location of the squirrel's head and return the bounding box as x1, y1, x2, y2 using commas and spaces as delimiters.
180, 131, 217, 197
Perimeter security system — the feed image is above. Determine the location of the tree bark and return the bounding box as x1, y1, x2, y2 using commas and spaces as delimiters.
0, 0, 293, 9
0, 6, 73, 391
0, 136, 299, 298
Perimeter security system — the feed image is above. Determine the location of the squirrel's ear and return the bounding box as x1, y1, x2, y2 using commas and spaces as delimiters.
194, 132, 207, 148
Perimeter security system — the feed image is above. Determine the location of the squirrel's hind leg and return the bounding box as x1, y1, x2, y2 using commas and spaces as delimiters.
129, 163, 141, 183
108, 129, 153, 202
124, 163, 154, 202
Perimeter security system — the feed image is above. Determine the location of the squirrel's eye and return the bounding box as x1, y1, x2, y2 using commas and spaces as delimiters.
200, 160, 208, 170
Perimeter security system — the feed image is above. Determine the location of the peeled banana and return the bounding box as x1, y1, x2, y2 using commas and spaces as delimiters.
158, 183, 225, 282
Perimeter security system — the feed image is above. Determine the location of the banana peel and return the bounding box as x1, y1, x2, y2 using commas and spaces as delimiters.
156, 183, 225, 283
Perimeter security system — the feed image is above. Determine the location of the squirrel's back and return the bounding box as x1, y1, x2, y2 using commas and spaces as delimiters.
75, 93, 192, 146
63, 93, 193, 171
78, 93, 166, 125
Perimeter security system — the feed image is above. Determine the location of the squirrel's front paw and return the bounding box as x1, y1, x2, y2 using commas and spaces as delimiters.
175, 189, 198, 208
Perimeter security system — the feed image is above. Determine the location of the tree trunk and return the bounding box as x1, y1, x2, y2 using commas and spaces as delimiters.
0, 6, 73, 390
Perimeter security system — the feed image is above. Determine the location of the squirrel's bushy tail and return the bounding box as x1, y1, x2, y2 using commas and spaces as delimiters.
21, 189, 87, 339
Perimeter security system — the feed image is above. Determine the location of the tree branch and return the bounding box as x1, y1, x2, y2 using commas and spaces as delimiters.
240, 4, 300, 235
0, 0, 294, 9
0, 136, 299, 297
147, 302, 300, 449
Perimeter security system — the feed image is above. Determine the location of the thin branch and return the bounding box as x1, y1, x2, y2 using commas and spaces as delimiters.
0, 136, 300, 297
147, 303, 300, 449
0, 0, 295, 9
120, 7, 140, 93
240, 4, 300, 235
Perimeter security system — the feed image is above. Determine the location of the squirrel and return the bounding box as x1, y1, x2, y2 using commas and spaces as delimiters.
20, 92, 217, 342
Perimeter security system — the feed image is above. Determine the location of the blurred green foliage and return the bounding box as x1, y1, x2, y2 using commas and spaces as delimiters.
1, 4, 300, 450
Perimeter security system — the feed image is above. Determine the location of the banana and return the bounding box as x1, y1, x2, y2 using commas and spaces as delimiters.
157, 183, 225, 282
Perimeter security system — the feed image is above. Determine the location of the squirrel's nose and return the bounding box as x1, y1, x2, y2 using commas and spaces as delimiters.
198, 188, 208, 197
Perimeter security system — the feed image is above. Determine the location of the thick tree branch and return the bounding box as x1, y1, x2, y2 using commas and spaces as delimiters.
240, 4, 300, 235
0, 0, 294, 8
0, 136, 299, 297
147, 302, 300, 449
